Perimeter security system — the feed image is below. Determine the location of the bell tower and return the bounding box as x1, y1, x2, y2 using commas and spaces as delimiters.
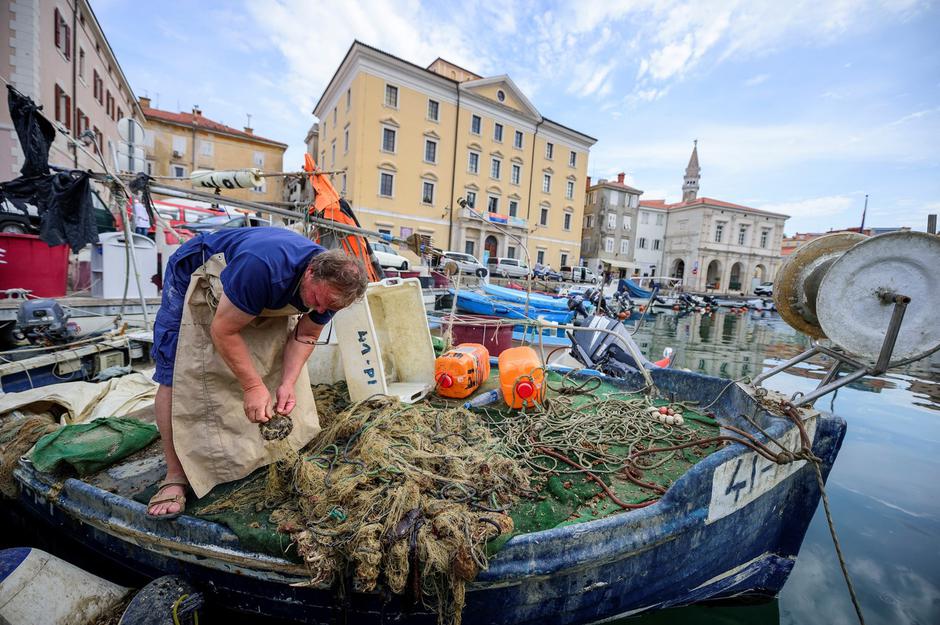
682, 140, 700, 203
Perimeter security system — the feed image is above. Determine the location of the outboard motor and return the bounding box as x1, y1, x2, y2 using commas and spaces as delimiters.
15, 299, 79, 345
567, 316, 671, 377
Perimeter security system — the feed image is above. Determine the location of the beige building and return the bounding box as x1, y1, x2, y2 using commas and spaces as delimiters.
1, 0, 142, 178
313, 41, 596, 267
650, 144, 789, 295
139, 99, 287, 204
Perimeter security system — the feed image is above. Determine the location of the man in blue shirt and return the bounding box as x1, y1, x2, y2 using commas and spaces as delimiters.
147, 227, 368, 518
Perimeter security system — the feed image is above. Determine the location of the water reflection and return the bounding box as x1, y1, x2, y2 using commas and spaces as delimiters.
610, 310, 940, 625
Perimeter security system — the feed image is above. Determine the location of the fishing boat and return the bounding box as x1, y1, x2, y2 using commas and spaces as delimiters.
451, 289, 574, 324
10, 365, 844, 625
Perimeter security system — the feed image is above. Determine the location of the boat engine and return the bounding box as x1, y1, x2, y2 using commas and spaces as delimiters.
567, 316, 652, 377
15, 299, 80, 345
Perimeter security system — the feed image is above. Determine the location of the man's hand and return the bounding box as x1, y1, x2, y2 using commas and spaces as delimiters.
275, 383, 296, 415
243, 384, 273, 423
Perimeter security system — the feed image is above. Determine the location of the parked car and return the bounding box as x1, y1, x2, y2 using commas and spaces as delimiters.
182, 214, 272, 234
486, 256, 530, 279
440, 251, 487, 276
371, 241, 410, 270
754, 282, 774, 296
534, 266, 563, 282
561, 265, 598, 284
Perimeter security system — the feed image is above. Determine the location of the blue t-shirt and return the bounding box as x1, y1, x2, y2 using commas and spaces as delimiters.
171, 227, 333, 324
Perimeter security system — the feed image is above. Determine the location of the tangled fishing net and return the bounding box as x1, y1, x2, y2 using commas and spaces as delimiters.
0, 411, 58, 497
207, 393, 529, 624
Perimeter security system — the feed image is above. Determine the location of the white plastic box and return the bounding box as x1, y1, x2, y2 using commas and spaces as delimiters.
333, 277, 436, 403
91, 232, 158, 299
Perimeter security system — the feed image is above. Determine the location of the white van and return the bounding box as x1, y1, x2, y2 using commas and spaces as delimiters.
486, 257, 531, 279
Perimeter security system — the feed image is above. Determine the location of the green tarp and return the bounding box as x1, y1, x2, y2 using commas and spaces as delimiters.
31, 417, 159, 476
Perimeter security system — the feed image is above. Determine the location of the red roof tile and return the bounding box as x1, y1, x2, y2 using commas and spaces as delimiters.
141, 107, 287, 148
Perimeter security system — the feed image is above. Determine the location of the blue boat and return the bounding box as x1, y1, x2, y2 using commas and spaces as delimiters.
482, 283, 570, 311
11, 366, 844, 624
453, 289, 575, 324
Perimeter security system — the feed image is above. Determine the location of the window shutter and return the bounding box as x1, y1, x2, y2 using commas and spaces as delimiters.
54, 9, 61, 48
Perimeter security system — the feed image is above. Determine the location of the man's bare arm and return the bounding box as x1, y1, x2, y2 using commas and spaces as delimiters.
210, 294, 271, 422
275, 315, 323, 414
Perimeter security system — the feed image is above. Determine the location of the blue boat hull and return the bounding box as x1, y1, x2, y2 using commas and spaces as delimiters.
482, 283, 570, 311
12, 367, 845, 624
454, 290, 574, 324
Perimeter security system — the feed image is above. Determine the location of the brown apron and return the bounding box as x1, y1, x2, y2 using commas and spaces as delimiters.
171, 253, 320, 498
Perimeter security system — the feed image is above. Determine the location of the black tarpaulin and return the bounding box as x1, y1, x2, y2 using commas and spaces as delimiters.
39, 171, 99, 252
6, 85, 56, 178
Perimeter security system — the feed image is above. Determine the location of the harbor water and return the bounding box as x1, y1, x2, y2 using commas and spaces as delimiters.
619, 309, 940, 625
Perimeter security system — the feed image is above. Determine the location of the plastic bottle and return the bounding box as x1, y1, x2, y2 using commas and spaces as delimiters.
463, 388, 502, 409
434, 343, 491, 399
498, 346, 545, 409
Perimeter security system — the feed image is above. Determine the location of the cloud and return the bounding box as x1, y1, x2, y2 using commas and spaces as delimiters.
758, 195, 856, 218
745, 73, 770, 86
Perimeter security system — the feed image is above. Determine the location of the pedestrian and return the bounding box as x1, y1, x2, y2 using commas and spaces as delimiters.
133, 197, 151, 237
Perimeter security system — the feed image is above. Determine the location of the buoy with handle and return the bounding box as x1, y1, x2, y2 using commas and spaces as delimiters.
434, 343, 490, 399
498, 346, 545, 409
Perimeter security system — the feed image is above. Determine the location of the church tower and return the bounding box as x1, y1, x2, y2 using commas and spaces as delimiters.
682, 140, 700, 203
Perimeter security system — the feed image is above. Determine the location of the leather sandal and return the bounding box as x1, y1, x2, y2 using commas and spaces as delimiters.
146, 479, 189, 520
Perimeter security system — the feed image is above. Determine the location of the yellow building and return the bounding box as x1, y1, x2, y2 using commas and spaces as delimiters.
313, 41, 596, 268
138, 98, 287, 204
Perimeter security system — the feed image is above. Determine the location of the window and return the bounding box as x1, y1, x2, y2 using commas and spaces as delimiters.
106, 91, 115, 119
78, 49, 85, 79
117, 108, 123, 121
623, 216, 630, 230
54, 9, 71, 60
471, 115, 481, 134
200, 140, 213, 156
620, 239, 629, 254
560, 253, 569, 267
145, 160, 154, 175
569, 151, 577, 167
508, 199, 518, 217
331, 140, 336, 165
514, 130, 523, 149
607, 213, 616, 229
585, 215, 594, 228
378, 228, 392, 237
54, 85, 71, 130
253, 151, 264, 168
715, 222, 725, 243
93, 71, 103, 104
604, 238, 614, 253
422, 181, 435, 204
379, 171, 394, 197
468, 151, 479, 174
545, 142, 554, 159
641, 212, 649, 224
490, 158, 501, 179
465, 241, 476, 255
424, 139, 437, 163
346, 88, 351, 110
653, 239, 661, 250
172, 165, 186, 178
738, 226, 748, 245
427, 99, 439, 121
566, 180, 574, 200
760, 229, 770, 248
638, 237, 647, 249
631, 195, 639, 208
332, 107, 337, 127
507, 246, 516, 259
494, 123, 503, 142
385, 84, 398, 107
171, 136, 186, 156
563, 212, 572, 231
539, 207, 549, 226
487, 196, 499, 213
343, 127, 349, 153
542, 174, 551, 193
76, 108, 89, 133
656, 213, 664, 225
537, 249, 546, 264
92, 126, 102, 150
511, 163, 521, 185
341, 173, 347, 195
382, 127, 396, 152
465, 191, 476, 208
253, 179, 267, 194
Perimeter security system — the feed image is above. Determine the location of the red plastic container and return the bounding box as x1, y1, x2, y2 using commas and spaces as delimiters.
449, 314, 513, 356
0, 233, 69, 298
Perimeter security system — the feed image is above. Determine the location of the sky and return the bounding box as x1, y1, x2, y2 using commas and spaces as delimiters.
93, 0, 940, 235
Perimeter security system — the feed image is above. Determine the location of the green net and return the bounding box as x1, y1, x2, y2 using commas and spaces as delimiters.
31, 417, 159, 476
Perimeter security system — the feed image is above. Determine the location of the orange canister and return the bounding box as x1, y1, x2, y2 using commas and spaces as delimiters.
498, 346, 545, 409
434, 343, 491, 399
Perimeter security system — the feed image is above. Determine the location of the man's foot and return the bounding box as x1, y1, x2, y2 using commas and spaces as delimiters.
147, 477, 188, 520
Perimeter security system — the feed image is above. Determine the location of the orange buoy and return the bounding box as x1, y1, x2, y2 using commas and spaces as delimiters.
434, 343, 490, 399
498, 346, 545, 409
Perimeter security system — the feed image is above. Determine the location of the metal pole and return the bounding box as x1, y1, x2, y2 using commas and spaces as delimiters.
751, 346, 822, 386
873, 292, 910, 374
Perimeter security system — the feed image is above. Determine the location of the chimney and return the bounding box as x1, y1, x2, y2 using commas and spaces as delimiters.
586, 175, 591, 190
617, 172, 625, 184
192, 105, 202, 117
139, 96, 151, 108
243, 127, 254, 135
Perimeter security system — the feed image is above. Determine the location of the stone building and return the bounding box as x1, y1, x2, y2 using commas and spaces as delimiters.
580, 173, 643, 276
139, 99, 287, 205
312, 41, 596, 266
0, 0, 142, 178
650, 143, 789, 294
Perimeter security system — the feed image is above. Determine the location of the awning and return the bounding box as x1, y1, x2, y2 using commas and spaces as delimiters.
602, 259, 637, 269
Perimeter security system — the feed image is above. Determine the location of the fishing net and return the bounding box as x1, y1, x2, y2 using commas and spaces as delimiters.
0, 411, 58, 497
